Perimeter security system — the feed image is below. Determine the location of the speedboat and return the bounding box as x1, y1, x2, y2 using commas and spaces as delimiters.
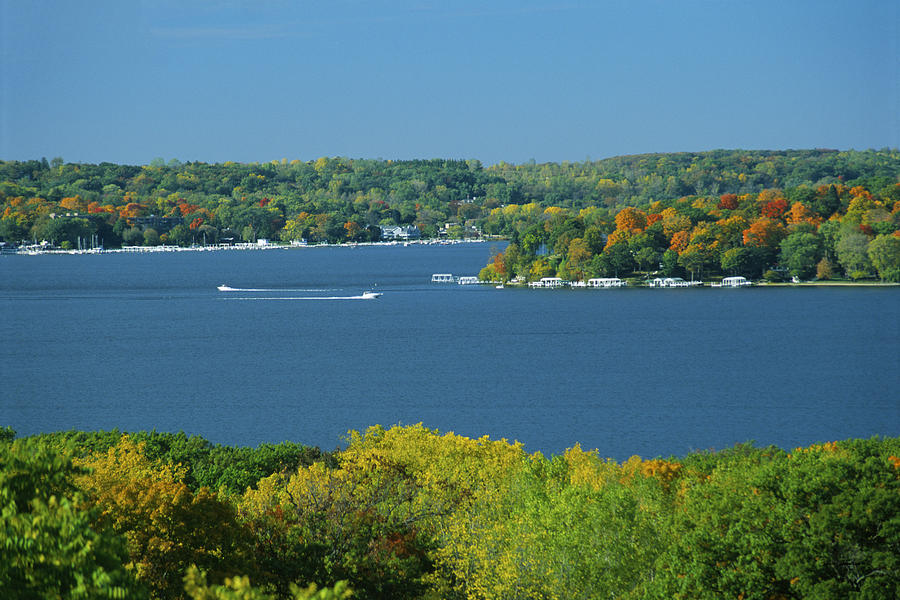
217, 285, 237, 291
361, 291, 382, 299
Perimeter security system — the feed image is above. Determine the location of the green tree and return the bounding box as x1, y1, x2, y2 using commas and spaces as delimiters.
835, 230, 872, 276
660, 248, 680, 276
720, 246, 755, 277
122, 227, 144, 245
1, 439, 146, 599
812, 184, 842, 218
867, 234, 900, 282
677, 243, 718, 280
779, 231, 823, 280
167, 223, 191, 246
597, 241, 635, 277
183, 566, 351, 600
143, 227, 160, 246
32, 216, 95, 247
634, 246, 660, 272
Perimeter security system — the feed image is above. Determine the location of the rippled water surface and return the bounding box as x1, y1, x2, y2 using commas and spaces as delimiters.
2, 244, 897, 459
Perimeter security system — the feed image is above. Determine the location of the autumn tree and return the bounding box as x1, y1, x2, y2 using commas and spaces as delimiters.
75, 436, 254, 599
240, 424, 526, 599
742, 217, 787, 267
669, 230, 690, 254
564, 237, 592, 280
816, 257, 834, 280
717, 193, 739, 210
614, 206, 648, 232
761, 197, 789, 219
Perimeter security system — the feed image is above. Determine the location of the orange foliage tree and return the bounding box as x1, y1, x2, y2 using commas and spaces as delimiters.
717, 193, 739, 210
742, 218, 787, 249
614, 207, 648, 233
761, 197, 789, 219
669, 230, 690, 254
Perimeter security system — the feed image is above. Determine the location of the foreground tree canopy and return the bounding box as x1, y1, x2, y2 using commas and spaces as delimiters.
2, 425, 898, 599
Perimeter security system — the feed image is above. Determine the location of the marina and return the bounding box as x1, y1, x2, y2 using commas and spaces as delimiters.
6, 238, 491, 256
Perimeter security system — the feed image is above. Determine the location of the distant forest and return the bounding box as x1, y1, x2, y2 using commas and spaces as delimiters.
2, 149, 899, 280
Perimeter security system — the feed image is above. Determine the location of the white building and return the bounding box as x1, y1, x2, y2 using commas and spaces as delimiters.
380, 225, 421, 241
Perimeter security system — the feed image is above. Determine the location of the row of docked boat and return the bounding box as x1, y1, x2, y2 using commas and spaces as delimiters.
430, 273, 481, 285
530, 277, 628, 288
434, 274, 756, 288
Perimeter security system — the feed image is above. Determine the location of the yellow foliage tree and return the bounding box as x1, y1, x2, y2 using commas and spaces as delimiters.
75, 436, 253, 599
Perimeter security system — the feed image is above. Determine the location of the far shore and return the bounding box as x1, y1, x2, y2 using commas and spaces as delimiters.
760, 280, 899, 287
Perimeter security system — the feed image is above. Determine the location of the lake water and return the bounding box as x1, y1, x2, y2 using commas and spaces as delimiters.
1, 243, 898, 460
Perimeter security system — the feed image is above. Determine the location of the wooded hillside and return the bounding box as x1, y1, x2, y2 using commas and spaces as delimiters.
2, 149, 897, 248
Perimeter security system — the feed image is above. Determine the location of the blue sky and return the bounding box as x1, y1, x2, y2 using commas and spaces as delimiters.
1, 0, 897, 165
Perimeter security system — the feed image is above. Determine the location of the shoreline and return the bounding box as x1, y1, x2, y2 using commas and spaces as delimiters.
491, 279, 899, 289
5, 237, 496, 256
759, 280, 899, 287
6, 244, 897, 288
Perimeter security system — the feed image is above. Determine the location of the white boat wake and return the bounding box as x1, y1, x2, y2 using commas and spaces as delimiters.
224, 292, 381, 301
218, 285, 339, 292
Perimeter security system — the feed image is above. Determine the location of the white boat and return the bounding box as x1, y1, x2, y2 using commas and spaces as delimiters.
217, 285, 237, 291
361, 291, 382, 299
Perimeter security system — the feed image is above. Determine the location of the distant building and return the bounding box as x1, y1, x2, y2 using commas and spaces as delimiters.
439, 222, 481, 238
380, 225, 421, 240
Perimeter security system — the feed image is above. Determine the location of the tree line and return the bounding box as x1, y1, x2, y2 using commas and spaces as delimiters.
2, 425, 898, 599
1, 150, 898, 254
478, 182, 900, 283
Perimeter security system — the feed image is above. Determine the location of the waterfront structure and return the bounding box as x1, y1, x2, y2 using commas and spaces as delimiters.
719, 276, 752, 287
587, 277, 626, 288
650, 277, 701, 288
